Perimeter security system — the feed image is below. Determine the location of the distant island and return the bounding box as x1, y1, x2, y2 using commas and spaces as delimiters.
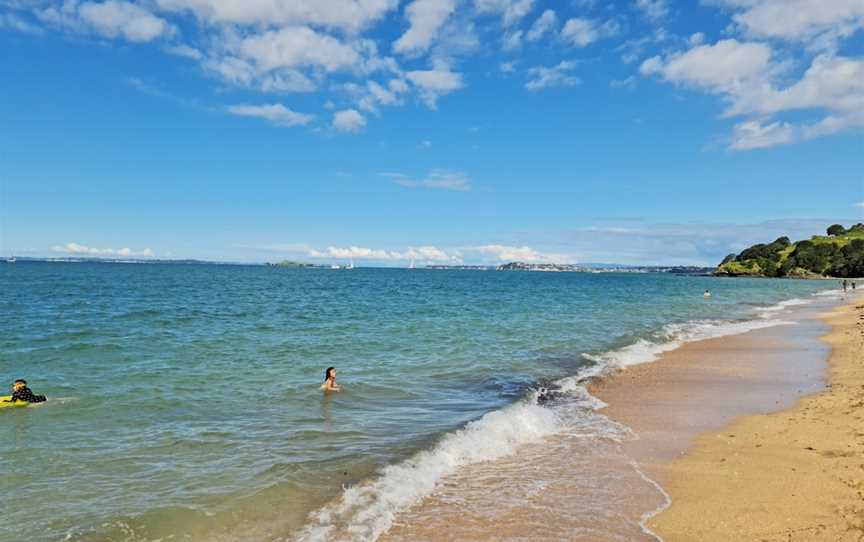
266, 260, 329, 268
715, 223, 864, 278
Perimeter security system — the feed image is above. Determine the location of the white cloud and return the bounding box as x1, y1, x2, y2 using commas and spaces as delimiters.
717, 0, 864, 48
642, 40, 864, 149
344, 78, 410, 112
526, 9, 556, 41
468, 244, 572, 263
52, 242, 154, 257
200, 26, 389, 93
384, 169, 472, 191
610, 75, 636, 89
500, 60, 517, 73
332, 108, 367, 132
502, 29, 523, 50
405, 65, 464, 108
634, 0, 669, 22
237, 26, 364, 73
728, 119, 795, 150
639, 39, 775, 93
80, 1, 172, 41
525, 60, 579, 91
855, 201, 864, 208
227, 103, 314, 127
165, 43, 203, 60
154, 0, 399, 33
308, 245, 398, 260
725, 54, 864, 117
561, 17, 620, 47
401, 245, 454, 262
305, 244, 455, 262
688, 32, 705, 46
39, 0, 174, 42
474, 0, 536, 26
393, 0, 457, 54
259, 70, 318, 93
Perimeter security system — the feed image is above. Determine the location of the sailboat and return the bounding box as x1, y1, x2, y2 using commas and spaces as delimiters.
408, 259, 415, 270
346, 259, 355, 270
5, 253, 15, 263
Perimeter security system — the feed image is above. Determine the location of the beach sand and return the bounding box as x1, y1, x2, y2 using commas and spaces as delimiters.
642, 297, 864, 541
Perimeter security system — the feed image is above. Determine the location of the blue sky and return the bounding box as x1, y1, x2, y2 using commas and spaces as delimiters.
1, 0, 862, 265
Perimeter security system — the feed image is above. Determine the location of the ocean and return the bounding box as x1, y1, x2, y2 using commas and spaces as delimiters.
0, 262, 841, 541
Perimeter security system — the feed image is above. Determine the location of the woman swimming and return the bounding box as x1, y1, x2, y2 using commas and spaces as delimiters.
321, 367, 340, 392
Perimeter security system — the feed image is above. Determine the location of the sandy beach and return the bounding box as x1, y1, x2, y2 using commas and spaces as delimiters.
642, 296, 864, 541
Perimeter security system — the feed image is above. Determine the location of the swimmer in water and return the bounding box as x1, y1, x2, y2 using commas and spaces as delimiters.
704, 290, 712, 298
321, 367, 340, 392
3, 379, 47, 403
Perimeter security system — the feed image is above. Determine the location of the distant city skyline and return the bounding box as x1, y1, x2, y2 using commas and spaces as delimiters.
1, 1, 862, 266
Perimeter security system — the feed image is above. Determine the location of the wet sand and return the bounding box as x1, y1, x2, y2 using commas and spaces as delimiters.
641, 297, 864, 541
377, 294, 853, 541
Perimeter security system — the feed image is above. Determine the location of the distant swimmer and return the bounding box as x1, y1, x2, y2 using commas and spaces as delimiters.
704, 290, 712, 298
3, 379, 47, 404
321, 367, 341, 392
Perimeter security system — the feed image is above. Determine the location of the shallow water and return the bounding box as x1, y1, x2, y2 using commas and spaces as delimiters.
0, 262, 840, 541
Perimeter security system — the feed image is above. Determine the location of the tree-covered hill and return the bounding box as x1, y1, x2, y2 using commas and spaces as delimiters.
715, 223, 864, 278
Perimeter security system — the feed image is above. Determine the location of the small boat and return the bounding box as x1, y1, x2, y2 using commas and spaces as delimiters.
5, 256, 15, 264
345, 259, 355, 270
409, 259, 416, 270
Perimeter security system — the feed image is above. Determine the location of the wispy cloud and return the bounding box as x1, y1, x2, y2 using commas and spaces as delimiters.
526, 60, 579, 91
383, 169, 472, 191
556, 219, 849, 265
241, 242, 573, 265
227, 103, 314, 127
306, 245, 456, 262
52, 242, 154, 257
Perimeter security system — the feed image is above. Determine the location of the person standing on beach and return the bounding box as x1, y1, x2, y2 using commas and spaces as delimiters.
842, 280, 848, 292
321, 367, 340, 392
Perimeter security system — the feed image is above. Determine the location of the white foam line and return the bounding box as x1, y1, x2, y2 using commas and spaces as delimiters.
631, 459, 671, 542
756, 297, 811, 319
581, 318, 794, 369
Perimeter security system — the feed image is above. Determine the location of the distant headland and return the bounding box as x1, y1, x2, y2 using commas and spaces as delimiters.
715, 223, 864, 278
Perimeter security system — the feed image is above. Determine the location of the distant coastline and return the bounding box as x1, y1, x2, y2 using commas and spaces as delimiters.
3, 257, 717, 274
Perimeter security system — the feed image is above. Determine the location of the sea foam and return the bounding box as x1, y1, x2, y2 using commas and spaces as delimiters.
580, 318, 793, 369
297, 395, 563, 542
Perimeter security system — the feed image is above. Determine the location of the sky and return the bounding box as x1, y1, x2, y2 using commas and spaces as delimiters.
0, 0, 863, 266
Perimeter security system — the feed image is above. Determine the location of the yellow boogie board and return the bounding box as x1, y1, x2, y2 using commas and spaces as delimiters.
0, 395, 30, 409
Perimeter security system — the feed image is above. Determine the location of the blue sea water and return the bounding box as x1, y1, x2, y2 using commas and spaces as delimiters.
0, 262, 839, 541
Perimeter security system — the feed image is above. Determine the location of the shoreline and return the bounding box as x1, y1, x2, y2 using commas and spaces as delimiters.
362, 292, 849, 541
642, 294, 864, 541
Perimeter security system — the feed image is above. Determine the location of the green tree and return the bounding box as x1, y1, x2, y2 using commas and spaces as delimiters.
827, 224, 846, 236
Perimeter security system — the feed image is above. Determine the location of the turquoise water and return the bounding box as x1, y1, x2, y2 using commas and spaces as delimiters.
0, 263, 837, 541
